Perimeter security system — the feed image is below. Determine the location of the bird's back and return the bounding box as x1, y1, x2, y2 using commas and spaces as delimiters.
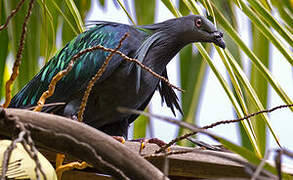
8, 20, 182, 138
9, 22, 147, 111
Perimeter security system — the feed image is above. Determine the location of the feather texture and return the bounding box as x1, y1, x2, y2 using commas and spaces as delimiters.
9, 15, 224, 137
128, 31, 166, 92
10, 23, 135, 109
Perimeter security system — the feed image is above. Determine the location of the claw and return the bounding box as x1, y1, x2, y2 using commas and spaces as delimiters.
55, 153, 66, 180
56, 161, 89, 179
112, 136, 126, 144
56, 153, 65, 168
55, 153, 89, 180
131, 138, 168, 153
139, 139, 148, 154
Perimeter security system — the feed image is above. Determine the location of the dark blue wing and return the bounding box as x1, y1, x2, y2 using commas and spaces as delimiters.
9, 23, 144, 108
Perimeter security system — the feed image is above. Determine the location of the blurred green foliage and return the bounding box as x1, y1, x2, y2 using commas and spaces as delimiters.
0, 0, 292, 170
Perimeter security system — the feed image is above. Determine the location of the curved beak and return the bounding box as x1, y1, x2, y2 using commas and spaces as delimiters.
211, 31, 225, 49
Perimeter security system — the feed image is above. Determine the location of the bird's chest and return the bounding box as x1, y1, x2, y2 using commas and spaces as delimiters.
91, 60, 160, 112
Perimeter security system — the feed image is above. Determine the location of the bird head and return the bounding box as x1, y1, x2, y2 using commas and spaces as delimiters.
168, 15, 226, 49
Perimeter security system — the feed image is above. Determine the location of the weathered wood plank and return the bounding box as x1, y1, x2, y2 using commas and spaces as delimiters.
40, 141, 274, 179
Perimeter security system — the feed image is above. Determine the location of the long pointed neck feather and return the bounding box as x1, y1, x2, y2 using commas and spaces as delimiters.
128, 31, 166, 92
131, 26, 185, 92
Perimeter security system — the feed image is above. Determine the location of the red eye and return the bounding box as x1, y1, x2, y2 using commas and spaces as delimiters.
195, 18, 202, 27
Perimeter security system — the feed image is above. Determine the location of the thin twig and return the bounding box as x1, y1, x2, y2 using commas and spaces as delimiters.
201, 104, 293, 129
21, 135, 47, 180
33, 45, 107, 111
111, 49, 184, 92
77, 33, 129, 122
1, 131, 26, 180
275, 149, 282, 180
117, 107, 202, 153
3, 0, 35, 108
118, 104, 293, 154
279, 149, 293, 158
142, 149, 193, 158
0, 0, 26, 31
34, 36, 182, 111
157, 132, 196, 154
74, 46, 184, 93
33, 34, 129, 179
162, 152, 169, 179
26, 102, 66, 110
33, 65, 73, 112
186, 137, 226, 151
274, 149, 293, 180
0, 109, 47, 180
160, 104, 293, 153
252, 150, 272, 180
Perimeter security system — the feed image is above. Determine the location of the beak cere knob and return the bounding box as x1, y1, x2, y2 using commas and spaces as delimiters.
215, 32, 223, 39
213, 31, 226, 49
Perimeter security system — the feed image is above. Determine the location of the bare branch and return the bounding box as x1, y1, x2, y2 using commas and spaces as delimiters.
1, 132, 26, 180
0, 0, 26, 31
118, 104, 293, 154
117, 107, 203, 153
32, 40, 120, 112
34, 33, 181, 113
252, 150, 272, 180
3, 0, 35, 108
77, 33, 129, 122
0, 111, 46, 180
143, 149, 193, 158
0, 108, 167, 180
21, 135, 47, 180
201, 104, 293, 129
109, 49, 184, 92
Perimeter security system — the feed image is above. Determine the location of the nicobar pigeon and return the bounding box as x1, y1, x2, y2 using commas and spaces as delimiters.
9, 15, 225, 138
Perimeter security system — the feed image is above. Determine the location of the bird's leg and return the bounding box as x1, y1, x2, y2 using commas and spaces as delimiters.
56, 153, 65, 168
131, 138, 169, 154
55, 153, 89, 180
54, 137, 124, 179
54, 117, 124, 179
